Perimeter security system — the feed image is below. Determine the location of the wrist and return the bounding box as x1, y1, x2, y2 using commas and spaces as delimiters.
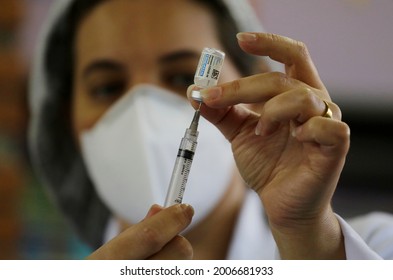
269, 207, 346, 259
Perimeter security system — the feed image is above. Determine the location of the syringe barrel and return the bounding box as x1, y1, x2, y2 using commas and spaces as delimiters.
164, 129, 198, 207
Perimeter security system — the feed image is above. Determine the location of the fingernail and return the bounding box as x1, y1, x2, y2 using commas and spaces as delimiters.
291, 128, 296, 138
255, 121, 262, 136
144, 204, 163, 218
292, 126, 302, 138
186, 85, 195, 98
180, 204, 194, 219
236, 32, 257, 42
147, 204, 156, 214
201, 87, 222, 101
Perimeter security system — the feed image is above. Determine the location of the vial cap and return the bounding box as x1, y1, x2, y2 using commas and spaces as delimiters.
191, 90, 203, 102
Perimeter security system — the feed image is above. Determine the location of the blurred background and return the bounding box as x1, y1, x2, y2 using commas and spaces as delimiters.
0, 0, 392, 259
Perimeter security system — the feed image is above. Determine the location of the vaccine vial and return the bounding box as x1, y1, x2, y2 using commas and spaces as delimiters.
191, 47, 225, 102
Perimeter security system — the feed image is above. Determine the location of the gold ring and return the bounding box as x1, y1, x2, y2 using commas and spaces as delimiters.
322, 100, 333, 118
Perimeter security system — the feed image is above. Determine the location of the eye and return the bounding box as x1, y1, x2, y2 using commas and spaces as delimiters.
164, 72, 195, 91
89, 80, 126, 102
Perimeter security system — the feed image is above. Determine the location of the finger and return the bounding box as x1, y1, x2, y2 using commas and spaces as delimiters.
236, 32, 326, 91
187, 85, 257, 142
144, 204, 164, 220
187, 84, 236, 128
124, 204, 194, 259
148, 235, 193, 260
255, 88, 341, 136
292, 117, 350, 150
292, 118, 351, 186
197, 72, 307, 108
87, 204, 194, 259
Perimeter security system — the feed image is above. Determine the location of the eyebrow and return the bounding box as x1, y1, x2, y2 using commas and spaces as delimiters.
82, 60, 125, 78
82, 50, 200, 78
158, 50, 200, 64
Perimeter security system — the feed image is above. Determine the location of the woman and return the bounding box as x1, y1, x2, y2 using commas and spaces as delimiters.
29, 0, 393, 259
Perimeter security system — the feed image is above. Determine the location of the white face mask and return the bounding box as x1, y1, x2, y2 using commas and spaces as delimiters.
81, 85, 235, 227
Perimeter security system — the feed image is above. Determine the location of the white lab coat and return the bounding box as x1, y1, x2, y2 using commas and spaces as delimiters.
105, 190, 393, 259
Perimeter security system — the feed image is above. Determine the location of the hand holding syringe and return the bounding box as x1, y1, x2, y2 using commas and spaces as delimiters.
164, 48, 225, 207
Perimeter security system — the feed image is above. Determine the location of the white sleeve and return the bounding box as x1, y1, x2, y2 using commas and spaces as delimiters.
336, 213, 387, 259
273, 215, 382, 260
345, 212, 393, 259
273, 212, 393, 260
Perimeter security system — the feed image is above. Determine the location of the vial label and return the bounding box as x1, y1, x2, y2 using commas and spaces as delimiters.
194, 48, 225, 89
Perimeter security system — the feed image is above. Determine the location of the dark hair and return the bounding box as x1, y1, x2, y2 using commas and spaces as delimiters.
42, 0, 258, 247
195, 0, 256, 76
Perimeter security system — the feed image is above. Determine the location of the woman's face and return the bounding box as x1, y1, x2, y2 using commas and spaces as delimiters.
72, 0, 241, 139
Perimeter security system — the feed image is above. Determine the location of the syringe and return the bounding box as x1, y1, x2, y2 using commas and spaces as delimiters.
164, 103, 201, 207
164, 47, 225, 207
